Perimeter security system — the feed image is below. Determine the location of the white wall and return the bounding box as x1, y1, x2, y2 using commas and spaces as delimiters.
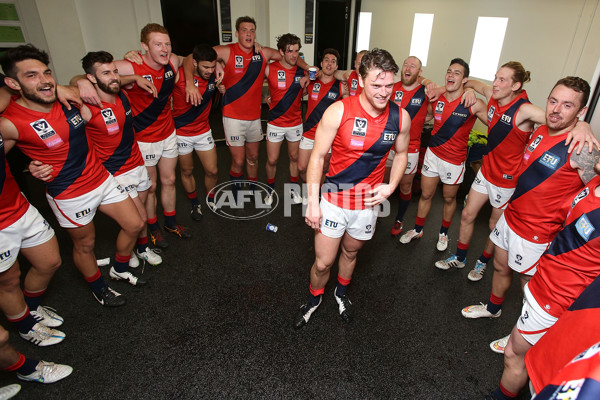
362, 0, 600, 111
13, 0, 600, 116
16, 0, 162, 84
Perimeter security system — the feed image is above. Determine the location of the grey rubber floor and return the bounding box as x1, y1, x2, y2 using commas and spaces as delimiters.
0, 116, 528, 400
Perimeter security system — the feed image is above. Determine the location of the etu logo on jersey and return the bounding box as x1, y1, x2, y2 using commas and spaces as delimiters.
68, 113, 85, 128
352, 118, 367, 137
382, 130, 397, 143
411, 98, 422, 106
538, 151, 560, 170
500, 114, 512, 125
327, 92, 338, 100
324, 219, 338, 228
164, 70, 174, 79
575, 214, 595, 241
252, 55, 261, 62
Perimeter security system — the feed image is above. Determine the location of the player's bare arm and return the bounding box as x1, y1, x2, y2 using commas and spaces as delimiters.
571, 148, 600, 184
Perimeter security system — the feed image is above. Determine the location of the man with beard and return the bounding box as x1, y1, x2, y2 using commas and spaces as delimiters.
483, 143, 600, 400
186, 17, 311, 200
0, 44, 144, 306
399, 58, 488, 251
78, 23, 190, 249
80, 51, 163, 269
263, 33, 306, 205
389, 56, 431, 236
172, 44, 222, 216
461, 77, 599, 356
294, 49, 411, 328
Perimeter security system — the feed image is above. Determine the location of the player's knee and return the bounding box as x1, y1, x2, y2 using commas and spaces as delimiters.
0, 271, 21, 293
461, 207, 476, 224
180, 165, 194, 178
493, 258, 510, 275
267, 156, 278, 167
399, 182, 412, 195
205, 166, 218, 180
0, 327, 9, 348
161, 174, 176, 187
73, 235, 95, 254
148, 180, 158, 194
314, 259, 332, 274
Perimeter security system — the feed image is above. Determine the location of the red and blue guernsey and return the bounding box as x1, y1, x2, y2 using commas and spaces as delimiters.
266, 61, 304, 127
0, 134, 30, 230
172, 67, 217, 136
527, 176, 600, 318
2, 99, 109, 200
125, 59, 176, 143
348, 70, 362, 97
392, 82, 429, 153
429, 94, 476, 165
481, 91, 531, 188
526, 275, 600, 395
303, 79, 344, 140
323, 96, 402, 210
504, 125, 583, 243
86, 91, 144, 176
533, 342, 600, 400
221, 44, 267, 121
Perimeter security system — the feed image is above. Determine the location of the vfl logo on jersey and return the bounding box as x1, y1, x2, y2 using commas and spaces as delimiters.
235, 55, 244, 69
164, 70, 174, 79
365, 224, 372, 234
142, 74, 153, 83
352, 118, 368, 137
350, 79, 358, 91
500, 114, 512, 125
277, 70, 286, 88
572, 187, 590, 208
324, 219, 338, 228
30, 119, 64, 148
487, 105, 495, 122
382, 130, 397, 143
313, 83, 321, 93
193, 78, 199, 88
434, 101, 445, 114
575, 214, 595, 241
394, 91, 403, 104
515, 254, 523, 266
538, 151, 560, 170
527, 135, 543, 152
101, 108, 119, 134
327, 92, 338, 100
